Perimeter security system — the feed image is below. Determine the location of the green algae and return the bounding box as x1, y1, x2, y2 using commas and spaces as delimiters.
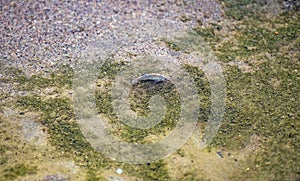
221, 0, 258, 20
8, 60, 210, 180
180, 15, 192, 22
94, 61, 211, 144
9, 65, 172, 180
0, 64, 73, 91
163, 39, 182, 51
193, 27, 216, 42
178, 170, 208, 181
1, 164, 37, 180
16, 95, 112, 170
214, 5, 299, 180
158, 3, 299, 179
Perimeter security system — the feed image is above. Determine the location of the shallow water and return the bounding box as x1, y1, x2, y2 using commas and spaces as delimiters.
0, 0, 299, 180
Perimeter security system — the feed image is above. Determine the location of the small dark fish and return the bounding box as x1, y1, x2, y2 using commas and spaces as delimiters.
131, 74, 168, 85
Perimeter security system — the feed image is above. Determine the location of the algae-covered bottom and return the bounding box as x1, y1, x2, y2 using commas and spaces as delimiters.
0, 1, 299, 180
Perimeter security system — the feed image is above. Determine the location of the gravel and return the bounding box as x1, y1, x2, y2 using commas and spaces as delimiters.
0, 0, 223, 75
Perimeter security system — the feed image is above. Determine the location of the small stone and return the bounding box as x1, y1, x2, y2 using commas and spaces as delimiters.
116, 168, 123, 174
217, 151, 223, 158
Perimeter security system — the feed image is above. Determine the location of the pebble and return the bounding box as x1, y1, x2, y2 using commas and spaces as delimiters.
217, 151, 223, 158
42, 174, 67, 181
116, 168, 123, 174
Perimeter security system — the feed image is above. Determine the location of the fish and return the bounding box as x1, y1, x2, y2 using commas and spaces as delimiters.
131, 73, 168, 85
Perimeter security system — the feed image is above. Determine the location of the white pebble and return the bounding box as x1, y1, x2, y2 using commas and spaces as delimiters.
116, 168, 123, 174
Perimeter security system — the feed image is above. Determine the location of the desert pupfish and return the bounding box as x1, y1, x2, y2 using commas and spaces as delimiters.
131, 74, 168, 85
